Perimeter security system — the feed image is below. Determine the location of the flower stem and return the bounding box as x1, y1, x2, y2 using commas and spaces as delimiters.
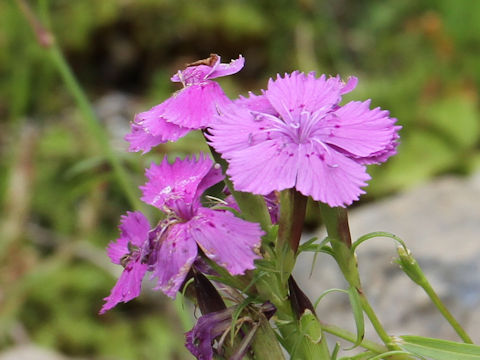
320, 322, 387, 353
396, 248, 473, 343
276, 190, 307, 285
421, 280, 473, 343
357, 289, 394, 347
318, 203, 413, 358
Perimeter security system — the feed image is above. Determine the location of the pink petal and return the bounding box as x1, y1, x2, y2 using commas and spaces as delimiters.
171, 55, 244, 84
189, 208, 262, 275
140, 154, 222, 217
223, 139, 299, 196
208, 102, 279, 155
100, 261, 148, 314
317, 100, 400, 159
340, 76, 358, 94
162, 82, 232, 129
124, 123, 169, 154
207, 55, 245, 80
152, 222, 198, 298
355, 124, 401, 165
125, 104, 191, 153
264, 72, 343, 121
235, 91, 277, 115
107, 211, 150, 264
295, 142, 371, 207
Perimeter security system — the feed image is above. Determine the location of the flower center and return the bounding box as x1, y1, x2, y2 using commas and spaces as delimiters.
252, 107, 325, 145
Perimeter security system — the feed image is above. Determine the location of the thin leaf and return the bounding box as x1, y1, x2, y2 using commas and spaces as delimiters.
313, 288, 348, 311
398, 335, 480, 360
297, 236, 319, 253
298, 236, 331, 254
351, 231, 407, 253
368, 350, 420, 360
331, 342, 341, 360
346, 285, 365, 350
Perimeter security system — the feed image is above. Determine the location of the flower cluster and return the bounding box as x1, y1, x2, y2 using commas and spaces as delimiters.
101, 53, 400, 359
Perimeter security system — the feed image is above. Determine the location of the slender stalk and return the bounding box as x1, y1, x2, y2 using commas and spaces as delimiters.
320, 322, 387, 354
421, 281, 473, 343
47, 45, 143, 211
318, 203, 415, 359
357, 290, 394, 347
396, 247, 473, 344
17, 0, 143, 212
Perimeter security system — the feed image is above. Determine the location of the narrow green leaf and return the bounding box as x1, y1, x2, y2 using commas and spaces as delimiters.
297, 236, 319, 252
338, 351, 375, 360
351, 231, 407, 253
347, 286, 365, 349
298, 236, 331, 254
331, 342, 340, 360
313, 288, 349, 310
398, 335, 480, 360
368, 350, 418, 360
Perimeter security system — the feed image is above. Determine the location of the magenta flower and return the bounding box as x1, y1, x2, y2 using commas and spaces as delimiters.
100, 155, 263, 312
100, 211, 150, 314
185, 307, 235, 360
185, 302, 276, 360
209, 72, 400, 207
141, 154, 263, 298
125, 54, 244, 153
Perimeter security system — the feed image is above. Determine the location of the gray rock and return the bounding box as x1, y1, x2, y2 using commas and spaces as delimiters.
294, 172, 480, 350
0, 345, 83, 360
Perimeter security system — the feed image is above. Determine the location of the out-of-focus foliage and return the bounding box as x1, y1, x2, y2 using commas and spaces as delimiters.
0, 0, 479, 358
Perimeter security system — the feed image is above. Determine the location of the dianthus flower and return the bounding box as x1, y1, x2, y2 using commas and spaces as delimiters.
100, 154, 263, 313
126, 54, 244, 153
209, 72, 400, 207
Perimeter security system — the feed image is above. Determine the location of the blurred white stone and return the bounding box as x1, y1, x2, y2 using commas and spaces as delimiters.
295, 172, 480, 348
0, 345, 82, 360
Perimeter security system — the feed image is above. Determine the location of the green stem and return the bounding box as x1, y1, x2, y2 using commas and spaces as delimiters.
396, 247, 473, 343
18, 0, 143, 212
357, 290, 394, 347
421, 278, 472, 343
279, 189, 307, 253
47, 45, 143, 211
318, 204, 413, 358
320, 322, 387, 354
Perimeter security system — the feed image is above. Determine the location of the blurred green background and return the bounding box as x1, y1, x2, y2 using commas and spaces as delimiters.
1, 0, 479, 359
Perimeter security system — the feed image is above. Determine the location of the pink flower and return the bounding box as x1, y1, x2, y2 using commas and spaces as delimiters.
100, 211, 150, 314
100, 154, 263, 312
141, 154, 263, 298
125, 54, 244, 153
209, 72, 400, 207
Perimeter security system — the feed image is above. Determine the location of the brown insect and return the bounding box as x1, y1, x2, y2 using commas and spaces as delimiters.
186, 53, 219, 67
